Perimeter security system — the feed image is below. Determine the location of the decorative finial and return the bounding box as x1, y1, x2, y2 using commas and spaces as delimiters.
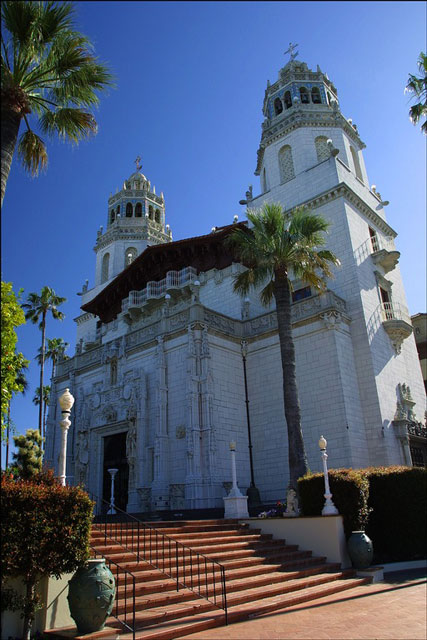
284, 42, 299, 61
134, 155, 142, 172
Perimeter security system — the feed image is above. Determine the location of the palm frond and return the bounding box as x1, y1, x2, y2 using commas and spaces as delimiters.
17, 127, 48, 175
39, 108, 97, 142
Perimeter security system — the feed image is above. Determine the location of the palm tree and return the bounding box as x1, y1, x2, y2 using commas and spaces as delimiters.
1, 0, 114, 206
227, 203, 340, 494
406, 52, 427, 134
36, 336, 69, 379
5, 364, 28, 468
22, 287, 66, 435
33, 385, 51, 444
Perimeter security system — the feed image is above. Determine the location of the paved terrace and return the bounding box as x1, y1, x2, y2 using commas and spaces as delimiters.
181, 568, 426, 640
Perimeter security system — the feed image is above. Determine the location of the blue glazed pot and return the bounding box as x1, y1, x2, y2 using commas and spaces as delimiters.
347, 531, 373, 570
68, 558, 116, 634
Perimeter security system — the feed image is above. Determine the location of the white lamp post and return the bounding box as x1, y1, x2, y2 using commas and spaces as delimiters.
58, 388, 75, 487
318, 436, 339, 515
107, 468, 118, 515
223, 441, 249, 518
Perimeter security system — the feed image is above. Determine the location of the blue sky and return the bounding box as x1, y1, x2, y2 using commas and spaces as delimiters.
1, 1, 426, 464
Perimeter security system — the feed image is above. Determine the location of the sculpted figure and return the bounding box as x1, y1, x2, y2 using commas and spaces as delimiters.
75, 430, 89, 485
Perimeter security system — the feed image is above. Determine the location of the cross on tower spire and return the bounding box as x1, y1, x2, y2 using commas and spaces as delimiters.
284, 42, 299, 61
134, 155, 142, 171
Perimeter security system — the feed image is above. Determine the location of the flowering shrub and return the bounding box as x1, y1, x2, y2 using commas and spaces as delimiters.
258, 500, 287, 518
1, 469, 94, 639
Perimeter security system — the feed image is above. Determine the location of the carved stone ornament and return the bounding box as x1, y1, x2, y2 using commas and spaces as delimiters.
321, 310, 342, 329
91, 393, 101, 409
102, 404, 117, 423
123, 384, 132, 401
176, 425, 186, 439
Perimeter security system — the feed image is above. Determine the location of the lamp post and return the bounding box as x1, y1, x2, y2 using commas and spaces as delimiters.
107, 468, 118, 515
240, 340, 261, 507
58, 388, 75, 487
318, 436, 339, 515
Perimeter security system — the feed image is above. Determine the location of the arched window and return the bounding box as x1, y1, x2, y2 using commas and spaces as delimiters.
274, 97, 283, 115
135, 202, 142, 217
315, 136, 330, 162
278, 145, 295, 183
110, 358, 118, 386
116, 205, 120, 217
155, 209, 160, 223
126, 202, 133, 217
110, 209, 115, 224
125, 247, 137, 267
262, 167, 269, 193
299, 87, 309, 104
311, 87, 321, 104
350, 146, 363, 181
101, 253, 110, 284
149, 205, 154, 220
284, 91, 292, 109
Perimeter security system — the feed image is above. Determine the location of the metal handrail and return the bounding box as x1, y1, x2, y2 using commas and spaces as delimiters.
90, 492, 228, 624
91, 544, 136, 640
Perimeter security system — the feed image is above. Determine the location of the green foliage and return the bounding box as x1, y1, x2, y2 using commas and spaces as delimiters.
406, 52, 427, 134
365, 466, 427, 562
1, 282, 29, 437
12, 429, 44, 479
299, 465, 427, 563
1, 0, 115, 175
1, 469, 94, 637
298, 468, 371, 537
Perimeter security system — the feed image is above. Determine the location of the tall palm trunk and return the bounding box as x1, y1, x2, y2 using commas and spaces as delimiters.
273, 274, 308, 491
6, 401, 11, 467
42, 398, 48, 447
38, 311, 47, 435
1, 104, 21, 208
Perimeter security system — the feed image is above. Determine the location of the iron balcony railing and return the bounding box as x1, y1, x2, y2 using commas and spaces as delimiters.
379, 301, 411, 324
90, 544, 136, 640
370, 233, 396, 254
90, 493, 228, 625
122, 266, 198, 312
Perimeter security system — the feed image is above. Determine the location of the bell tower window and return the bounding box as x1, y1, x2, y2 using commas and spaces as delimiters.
110, 209, 115, 224
116, 205, 120, 217
311, 87, 321, 104
274, 97, 283, 115
101, 253, 110, 284
299, 87, 309, 103
149, 205, 154, 220
155, 209, 161, 223
135, 202, 142, 217
350, 146, 363, 181
126, 202, 133, 217
315, 136, 330, 162
284, 91, 292, 109
279, 145, 295, 183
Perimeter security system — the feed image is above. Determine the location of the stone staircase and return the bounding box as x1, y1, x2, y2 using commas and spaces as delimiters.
46, 519, 371, 640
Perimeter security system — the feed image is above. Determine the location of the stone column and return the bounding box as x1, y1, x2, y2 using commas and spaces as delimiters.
151, 336, 170, 510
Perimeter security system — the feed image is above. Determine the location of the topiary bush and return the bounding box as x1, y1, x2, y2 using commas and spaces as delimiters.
1, 469, 94, 640
365, 465, 427, 563
298, 468, 371, 537
298, 465, 427, 564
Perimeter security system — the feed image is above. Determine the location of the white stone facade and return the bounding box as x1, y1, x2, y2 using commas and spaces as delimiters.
45, 58, 426, 512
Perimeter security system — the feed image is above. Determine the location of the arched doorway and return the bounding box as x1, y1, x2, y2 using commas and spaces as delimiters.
102, 432, 129, 512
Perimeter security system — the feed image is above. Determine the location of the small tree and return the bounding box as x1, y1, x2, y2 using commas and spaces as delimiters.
1, 469, 94, 639
1, 281, 29, 437
12, 429, 43, 479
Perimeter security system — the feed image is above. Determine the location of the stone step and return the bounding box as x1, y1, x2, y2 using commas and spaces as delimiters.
114, 576, 372, 639
91, 532, 274, 548
114, 563, 345, 612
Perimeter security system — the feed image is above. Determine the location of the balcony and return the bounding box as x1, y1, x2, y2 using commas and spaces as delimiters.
121, 266, 198, 319
379, 302, 413, 354
370, 234, 400, 273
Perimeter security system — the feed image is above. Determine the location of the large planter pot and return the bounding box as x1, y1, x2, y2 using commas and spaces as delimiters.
347, 531, 373, 570
68, 558, 116, 634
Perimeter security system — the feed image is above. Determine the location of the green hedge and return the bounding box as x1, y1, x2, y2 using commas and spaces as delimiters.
365, 466, 427, 562
1, 469, 94, 638
298, 465, 427, 563
298, 468, 371, 538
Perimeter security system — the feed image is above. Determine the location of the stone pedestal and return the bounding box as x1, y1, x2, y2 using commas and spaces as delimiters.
223, 495, 249, 518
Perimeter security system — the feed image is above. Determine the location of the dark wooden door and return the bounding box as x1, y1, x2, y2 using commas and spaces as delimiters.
103, 432, 129, 512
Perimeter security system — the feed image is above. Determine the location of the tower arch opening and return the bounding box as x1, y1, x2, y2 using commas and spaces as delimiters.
278, 145, 295, 183
274, 97, 283, 115
299, 87, 310, 103
101, 253, 110, 284
126, 202, 133, 217
135, 202, 142, 217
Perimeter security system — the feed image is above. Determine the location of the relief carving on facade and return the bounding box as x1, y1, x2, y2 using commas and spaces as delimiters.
320, 310, 342, 329
169, 484, 185, 509
74, 429, 89, 486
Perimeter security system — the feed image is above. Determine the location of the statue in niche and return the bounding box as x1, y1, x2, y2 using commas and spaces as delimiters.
126, 424, 137, 484
75, 430, 89, 485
